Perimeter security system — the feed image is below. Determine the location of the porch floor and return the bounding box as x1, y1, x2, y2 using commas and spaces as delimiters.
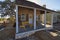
18, 24, 45, 33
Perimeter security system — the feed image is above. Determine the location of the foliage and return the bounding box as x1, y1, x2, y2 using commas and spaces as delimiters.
0, 0, 15, 17
0, 18, 5, 21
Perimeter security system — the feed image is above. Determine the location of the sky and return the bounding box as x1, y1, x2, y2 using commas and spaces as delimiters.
0, 0, 14, 2
28, 0, 60, 11
0, 0, 60, 10
0, 0, 5, 2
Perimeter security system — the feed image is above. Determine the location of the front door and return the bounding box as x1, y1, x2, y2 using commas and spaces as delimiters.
29, 14, 33, 24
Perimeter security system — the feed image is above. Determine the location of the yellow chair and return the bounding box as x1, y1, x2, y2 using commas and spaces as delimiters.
20, 22, 25, 29
20, 21, 29, 29
24, 21, 29, 25
29, 24, 33, 28
24, 21, 33, 28
20, 25, 25, 29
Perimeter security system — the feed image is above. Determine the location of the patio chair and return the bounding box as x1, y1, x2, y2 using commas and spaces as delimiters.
20, 21, 29, 29
29, 24, 33, 28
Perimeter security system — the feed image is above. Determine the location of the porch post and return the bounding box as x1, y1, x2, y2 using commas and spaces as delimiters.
16, 5, 19, 33
44, 10, 47, 28
51, 13, 53, 29
34, 8, 36, 29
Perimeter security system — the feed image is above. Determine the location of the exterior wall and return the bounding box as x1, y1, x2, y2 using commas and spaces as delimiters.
53, 13, 57, 23
18, 7, 34, 22
18, 7, 34, 15
46, 13, 51, 24
18, 7, 43, 24
53, 12, 60, 23
18, 7, 44, 18
41, 14, 45, 23
18, 7, 34, 26
36, 10, 41, 21
57, 13, 60, 22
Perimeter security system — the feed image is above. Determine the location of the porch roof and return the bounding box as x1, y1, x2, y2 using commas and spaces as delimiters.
16, 0, 57, 13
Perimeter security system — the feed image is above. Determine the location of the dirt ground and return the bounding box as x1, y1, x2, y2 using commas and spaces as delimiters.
0, 27, 15, 40
0, 22, 15, 40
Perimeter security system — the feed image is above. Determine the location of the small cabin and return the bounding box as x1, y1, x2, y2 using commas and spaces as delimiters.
15, 0, 58, 39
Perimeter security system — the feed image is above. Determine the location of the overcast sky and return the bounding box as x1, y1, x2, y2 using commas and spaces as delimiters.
0, 0, 60, 10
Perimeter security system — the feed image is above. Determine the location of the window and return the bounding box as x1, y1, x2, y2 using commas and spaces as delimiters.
21, 14, 26, 21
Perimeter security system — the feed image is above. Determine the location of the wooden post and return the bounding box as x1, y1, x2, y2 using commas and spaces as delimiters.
44, 10, 46, 28
34, 8, 36, 29
16, 5, 19, 33
51, 13, 53, 29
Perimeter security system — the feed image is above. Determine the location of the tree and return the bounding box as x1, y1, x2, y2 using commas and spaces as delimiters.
1, 0, 15, 17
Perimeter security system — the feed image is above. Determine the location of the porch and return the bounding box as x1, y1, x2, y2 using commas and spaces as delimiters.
17, 6, 45, 33
15, 5, 54, 39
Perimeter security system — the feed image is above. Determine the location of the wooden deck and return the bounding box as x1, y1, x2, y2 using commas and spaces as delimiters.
18, 24, 45, 33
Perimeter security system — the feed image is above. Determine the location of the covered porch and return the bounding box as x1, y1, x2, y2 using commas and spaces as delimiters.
16, 5, 54, 33
15, 0, 56, 39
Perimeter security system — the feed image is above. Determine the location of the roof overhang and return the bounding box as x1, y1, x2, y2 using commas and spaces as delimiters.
16, 0, 57, 13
